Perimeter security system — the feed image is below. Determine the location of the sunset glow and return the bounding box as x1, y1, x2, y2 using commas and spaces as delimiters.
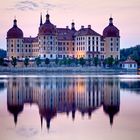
0, 0, 140, 50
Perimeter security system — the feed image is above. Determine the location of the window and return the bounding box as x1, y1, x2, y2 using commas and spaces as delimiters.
88, 46, 90, 51
50, 54, 52, 58
111, 48, 113, 51
11, 49, 13, 52
111, 38, 113, 41
17, 44, 19, 47
92, 46, 94, 51
96, 47, 98, 52
88, 41, 90, 45
111, 43, 113, 46
96, 41, 98, 45
17, 49, 19, 52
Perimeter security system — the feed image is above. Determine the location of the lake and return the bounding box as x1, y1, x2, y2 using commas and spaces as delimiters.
0, 74, 140, 140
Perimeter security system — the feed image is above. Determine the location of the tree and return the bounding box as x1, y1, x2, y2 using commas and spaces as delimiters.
11, 57, 17, 67
62, 57, 67, 65
93, 57, 99, 67
120, 45, 140, 65
45, 58, 50, 65
35, 57, 41, 67
88, 58, 92, 66
55, 58, 59, 65
105, 57, 114, 67
24, 57, 29, 67
73, 58, 78, 66
79, 57, 85, 67
0, 58, 4, 66
67, 58, 72, 66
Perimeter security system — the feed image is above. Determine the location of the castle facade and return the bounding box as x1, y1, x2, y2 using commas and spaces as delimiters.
6, 13, 120, 60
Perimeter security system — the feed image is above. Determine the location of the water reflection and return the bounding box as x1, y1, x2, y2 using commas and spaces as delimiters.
6, 77, 121, 129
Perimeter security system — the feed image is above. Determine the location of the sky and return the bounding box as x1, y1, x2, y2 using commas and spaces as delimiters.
0, 0, 140, 50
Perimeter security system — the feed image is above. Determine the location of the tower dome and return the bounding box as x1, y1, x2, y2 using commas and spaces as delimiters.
38, 13, 56, 36
103, 17, 119, 37
7, 19, 23, 39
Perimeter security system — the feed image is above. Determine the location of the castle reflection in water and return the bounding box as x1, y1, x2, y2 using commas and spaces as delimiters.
7, 77, 120, 129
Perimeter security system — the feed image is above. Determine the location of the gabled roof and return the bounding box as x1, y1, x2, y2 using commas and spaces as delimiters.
75, 28, 101, 36
23, 37, 38, 43
122, 57, 137, 64
57, 28, 75, 41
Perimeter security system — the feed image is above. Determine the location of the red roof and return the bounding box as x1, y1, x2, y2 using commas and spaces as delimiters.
75, 27, 101, 36
38, 14, 56, 36
103, 18, 119, 38
122, 58, 137, 64
7, 19, 23, 39
57, 28, 75, 41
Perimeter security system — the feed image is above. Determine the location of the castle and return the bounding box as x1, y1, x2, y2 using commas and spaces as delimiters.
6, 13, 120, 60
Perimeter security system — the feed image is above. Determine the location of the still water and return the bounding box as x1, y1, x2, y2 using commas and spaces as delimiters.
0, 74, 140, 140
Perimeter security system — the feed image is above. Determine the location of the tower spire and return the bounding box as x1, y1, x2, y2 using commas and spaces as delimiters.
40, 12, 43, 26
109, 16, 113, 25
71, 19, 75, 30
13, 17, 17, 27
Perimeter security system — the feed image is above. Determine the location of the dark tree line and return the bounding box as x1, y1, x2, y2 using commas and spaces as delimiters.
120, 45, 140, 65
0, 49, 6, 58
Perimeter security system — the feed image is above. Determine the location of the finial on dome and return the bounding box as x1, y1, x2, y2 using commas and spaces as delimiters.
109, 16, 113, 25
71, 19, 75, 30
13, 16, 17, 27
46, 11, 50, 21
40, 12, 43, 26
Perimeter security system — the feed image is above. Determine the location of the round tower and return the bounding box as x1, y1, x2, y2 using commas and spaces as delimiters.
7, 19, 24, 60
103, 17, 120, 60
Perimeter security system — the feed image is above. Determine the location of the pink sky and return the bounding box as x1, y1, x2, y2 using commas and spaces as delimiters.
0, 0, 140, 50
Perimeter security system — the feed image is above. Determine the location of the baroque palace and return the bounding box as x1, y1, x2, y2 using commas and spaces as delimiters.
6, 13, 120, 60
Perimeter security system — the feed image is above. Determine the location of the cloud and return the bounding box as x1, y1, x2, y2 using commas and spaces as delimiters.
16, 126, 38, 137
15, 1, 39, 11
6, 0, 71, 12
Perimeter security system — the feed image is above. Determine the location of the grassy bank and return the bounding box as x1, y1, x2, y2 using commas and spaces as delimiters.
0, 66, 138, 75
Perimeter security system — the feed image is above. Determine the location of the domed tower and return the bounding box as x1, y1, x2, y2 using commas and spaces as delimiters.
7, 78, 24, 125
7, 19, 24, 60
103, 79, 120, 126
103, 17, 120, 60
38, 13, 57, 59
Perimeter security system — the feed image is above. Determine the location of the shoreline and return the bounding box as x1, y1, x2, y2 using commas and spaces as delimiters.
0, 66, 138, 75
